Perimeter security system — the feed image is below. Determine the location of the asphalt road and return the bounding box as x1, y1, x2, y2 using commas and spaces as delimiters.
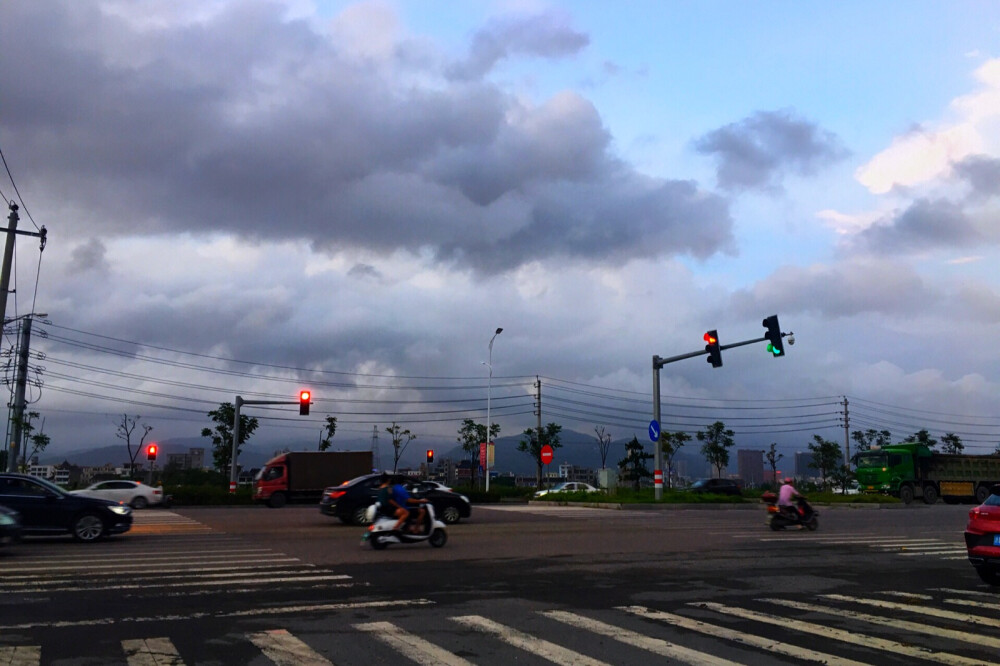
1, 501, 996, 665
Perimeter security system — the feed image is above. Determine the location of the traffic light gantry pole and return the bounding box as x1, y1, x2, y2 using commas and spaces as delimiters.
229, 391, 312, 493
651, 316, 790, 500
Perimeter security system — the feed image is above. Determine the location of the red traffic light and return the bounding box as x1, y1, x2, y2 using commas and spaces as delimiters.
703, 331, 718, 345
426, 449, 434, 464
704, 329, 722, 368
146, 443, 158, 461
299, 390, 311, 416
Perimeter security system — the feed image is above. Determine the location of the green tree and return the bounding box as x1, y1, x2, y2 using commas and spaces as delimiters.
517, 423, 563, 486
697, 421, 735, 478
907, 429, 937, 449
850, 428, 891, 464
659, 430, 690, 489
201, 403, 259, 473
386, 422, 416, 472
940, 432, 964, 454
117, 413, 154, 475
829, 464, 855, 494
618, 436, 653, 491
318, 416, 338, 451
457, 418, 499, 484
808, 435, 842, 489
765, 442, 783, 488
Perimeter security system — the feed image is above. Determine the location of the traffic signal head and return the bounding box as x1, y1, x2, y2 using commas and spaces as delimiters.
146, 443, 158, 461
426, 449, 434, 464
299, 390, 311, 416
762, 315, 784, 357
704, 330, 722, 368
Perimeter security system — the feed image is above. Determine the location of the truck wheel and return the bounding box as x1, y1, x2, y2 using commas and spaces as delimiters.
268, 492, 287, 508
922, 484, 938, 505
976, 485, 991, 504
899, 485, 914, 505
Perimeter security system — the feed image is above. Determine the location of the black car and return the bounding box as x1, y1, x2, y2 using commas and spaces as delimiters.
320, 473, 472, 525
0, 504, 21, 547
687, 478, 742, 496
0, 473, 133, 542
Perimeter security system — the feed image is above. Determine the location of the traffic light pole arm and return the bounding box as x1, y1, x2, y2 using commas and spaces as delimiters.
229, 396, 307, 491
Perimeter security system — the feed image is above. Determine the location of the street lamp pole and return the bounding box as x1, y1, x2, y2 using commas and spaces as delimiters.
485, 327, 502, 492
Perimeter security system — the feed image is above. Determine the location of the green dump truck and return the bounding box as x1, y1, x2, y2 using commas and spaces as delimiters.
855, 442, 1000, 505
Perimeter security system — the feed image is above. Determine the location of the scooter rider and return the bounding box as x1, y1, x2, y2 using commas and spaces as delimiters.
378, 473, 428, 534
778, 477, 800, 517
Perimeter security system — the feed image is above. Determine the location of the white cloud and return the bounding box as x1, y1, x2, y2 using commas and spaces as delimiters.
855, 58, 1000, 194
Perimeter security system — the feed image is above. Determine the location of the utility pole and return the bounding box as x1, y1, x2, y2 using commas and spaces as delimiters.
7, 316, 32, 472
370, 425, 381, 471
842, 396, 850, 467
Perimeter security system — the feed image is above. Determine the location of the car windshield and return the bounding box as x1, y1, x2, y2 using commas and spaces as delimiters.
549, 483, 569, 491
856, 452, 887, 468
985, 493, 1000, 507
690, 480, 708, 489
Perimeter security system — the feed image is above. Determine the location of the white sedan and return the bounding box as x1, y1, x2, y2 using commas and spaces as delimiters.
534, 481, 601, 498
72, 480, 166, 509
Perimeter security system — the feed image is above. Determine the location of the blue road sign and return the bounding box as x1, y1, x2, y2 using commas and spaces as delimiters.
648, 419, 660, 442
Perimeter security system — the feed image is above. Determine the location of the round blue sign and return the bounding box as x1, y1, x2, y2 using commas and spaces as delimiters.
648, 419, 660, 442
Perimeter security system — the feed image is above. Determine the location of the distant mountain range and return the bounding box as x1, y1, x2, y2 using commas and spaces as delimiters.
39, 430, 717, 477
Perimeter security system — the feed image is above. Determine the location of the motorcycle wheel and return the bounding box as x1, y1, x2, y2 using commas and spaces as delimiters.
370, 534, 388, 550
769, 519, 784, 531
806, 517, 818, 531
429, 529, 447, 548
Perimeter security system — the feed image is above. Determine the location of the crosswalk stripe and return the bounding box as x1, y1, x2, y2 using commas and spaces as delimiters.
542, 609, 741, 666
763, 597, 1000, 650
619, 605, 867, 666
822, 594, 1000, 628
122, 637, 185, 666
247, 629, 333, 666
3, 573, 351, 594
3, 558, 303, 576
452, 615, 610, 666
2, 563, 313, 587
355, 621, 474, 666
0, 645, 40, 666
692, 601, 986, 666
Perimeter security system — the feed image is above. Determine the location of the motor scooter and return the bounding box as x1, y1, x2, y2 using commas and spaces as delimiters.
762, 492, 818, 531
362, 500, 448, 549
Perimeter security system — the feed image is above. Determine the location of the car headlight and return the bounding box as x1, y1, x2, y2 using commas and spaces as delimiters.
459, 495, 469, 503
0, 513, 16, 526
109, 505, 131, 516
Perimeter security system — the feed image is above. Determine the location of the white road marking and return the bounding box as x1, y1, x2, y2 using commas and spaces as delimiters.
692, 601, 987, 666
764, 597, 1000, 650
247, 629, 334, 666
452, 615, 610, 666
822, 594, 1000, 628
355, 621, 475, 666
122, 637, 185, 666
0, 646, 40, 666
543, 609, 743, 666
619, 605, 868, 666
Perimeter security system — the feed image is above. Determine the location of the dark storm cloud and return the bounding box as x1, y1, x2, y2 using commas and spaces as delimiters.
694, 110, 848, 193
0, 1, 733, 275
447, 10, 590, 80
855, 199, 983, 253
953, 154, 1000, 200
67, 239, 110, 273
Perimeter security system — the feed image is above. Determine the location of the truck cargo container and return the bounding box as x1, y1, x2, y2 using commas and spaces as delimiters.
254, 451, 374, 507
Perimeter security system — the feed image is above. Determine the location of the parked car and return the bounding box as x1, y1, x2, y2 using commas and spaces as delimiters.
686, 478, 742, 496
965, 483, 1000, 585
534, 481, 601, 498
0, 504, 21, 547
0, 473, 133, 542
71, 480, 167, 509
320, 473, 472, 525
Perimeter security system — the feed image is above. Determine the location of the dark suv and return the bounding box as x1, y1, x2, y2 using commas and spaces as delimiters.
320, 473, 471, 525
0, 473, 133, 542
687, 478, 742, 496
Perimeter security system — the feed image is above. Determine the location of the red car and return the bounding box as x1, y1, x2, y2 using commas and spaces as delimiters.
965, 483, 1000, 585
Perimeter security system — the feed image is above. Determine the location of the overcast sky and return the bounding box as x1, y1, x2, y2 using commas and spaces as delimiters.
2, 1, 1000, 468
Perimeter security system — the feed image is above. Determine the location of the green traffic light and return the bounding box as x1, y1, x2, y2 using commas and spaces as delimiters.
766, 343, 780, 356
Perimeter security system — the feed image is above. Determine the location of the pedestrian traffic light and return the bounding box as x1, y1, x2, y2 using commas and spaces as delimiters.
299, 390, 311, 416
146, 443, 158, 461
762, 315, 784, 357
426, 449, 434, 464
704, 330, 722, 368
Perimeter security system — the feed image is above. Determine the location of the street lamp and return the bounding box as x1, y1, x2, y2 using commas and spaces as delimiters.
484, 327, 502, 492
